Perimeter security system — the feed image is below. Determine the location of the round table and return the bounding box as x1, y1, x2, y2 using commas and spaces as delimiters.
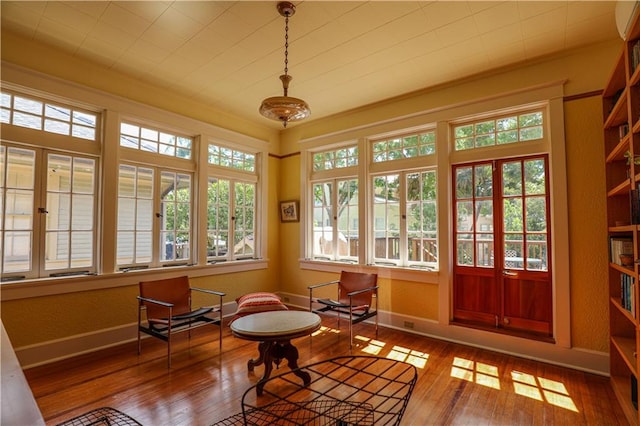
231, 310, 321, 395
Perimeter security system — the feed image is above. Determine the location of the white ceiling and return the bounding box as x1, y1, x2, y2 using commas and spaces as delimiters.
0, 1, 622, 128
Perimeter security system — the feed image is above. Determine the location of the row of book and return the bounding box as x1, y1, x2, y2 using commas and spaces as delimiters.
632, 39, 640, 75
621, 272, 636, 316
611, 237, 634, 265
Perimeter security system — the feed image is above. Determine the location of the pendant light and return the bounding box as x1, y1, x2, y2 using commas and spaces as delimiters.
259, 1, 310, 127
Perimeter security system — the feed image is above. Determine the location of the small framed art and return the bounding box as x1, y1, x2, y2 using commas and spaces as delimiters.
279, 200, 299, 222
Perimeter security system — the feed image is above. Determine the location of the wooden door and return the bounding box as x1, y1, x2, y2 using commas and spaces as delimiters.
452, 156, 552, 337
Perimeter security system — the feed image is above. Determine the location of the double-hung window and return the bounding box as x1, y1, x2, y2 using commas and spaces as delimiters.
117, 122, 194, 269
207, 144, 258, 261
0, 91, 99, 280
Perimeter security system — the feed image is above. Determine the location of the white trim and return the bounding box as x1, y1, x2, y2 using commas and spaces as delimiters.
281, 292, 608, 376
0, 260, 269, 301
14, 301, 239, 369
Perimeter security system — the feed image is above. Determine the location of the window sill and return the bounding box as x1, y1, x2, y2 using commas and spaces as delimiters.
0, 259, 269, 301
299, 259, 438, 284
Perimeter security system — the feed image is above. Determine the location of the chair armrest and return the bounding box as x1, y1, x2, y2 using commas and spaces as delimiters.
137, 295, 173, 308
308, 280, 340, 290
191, 287, 226, 297
347, 286, 379, 297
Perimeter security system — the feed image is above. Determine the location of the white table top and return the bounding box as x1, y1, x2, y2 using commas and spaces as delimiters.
231, 310, 321, 338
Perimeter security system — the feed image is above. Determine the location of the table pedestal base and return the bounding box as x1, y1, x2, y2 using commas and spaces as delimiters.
248, 340, 311, 396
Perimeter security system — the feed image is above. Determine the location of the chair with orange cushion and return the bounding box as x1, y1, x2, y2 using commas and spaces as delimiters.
308, 271, 378, 347
137, 276, 225, 368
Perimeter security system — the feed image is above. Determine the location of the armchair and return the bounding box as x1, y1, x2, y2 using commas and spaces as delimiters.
308, 271, 378, 347
137, 276, 225, 368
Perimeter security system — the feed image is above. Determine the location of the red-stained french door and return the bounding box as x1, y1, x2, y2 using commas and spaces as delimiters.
452, 155, 553, 337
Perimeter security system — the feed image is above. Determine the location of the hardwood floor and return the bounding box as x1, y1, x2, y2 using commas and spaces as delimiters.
25, 316, 628, 425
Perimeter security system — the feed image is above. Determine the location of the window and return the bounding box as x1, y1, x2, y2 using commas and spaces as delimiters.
372, 169, 437, 269
120, 122, 192, 159
116, 167, 193, 268
1, 145, 98, 279
311, 179, 359, 261
207, 144, 258, 262
453, 109, 543, 151
1, 91, 97, 141
372, 131, 435, 162
309, 145, 359, 262
117, 122, 194, 269
306, 132, 437, 270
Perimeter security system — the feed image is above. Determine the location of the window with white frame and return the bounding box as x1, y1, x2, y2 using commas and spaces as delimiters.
306, 134, 437, 269
117, 122, 194, 269
207, 143, 258, 261
453, 109, 543, 151
1, 91, 98, 141
1, 147, 98, 280
120, 122, 192, 159
310, 145, 359, 262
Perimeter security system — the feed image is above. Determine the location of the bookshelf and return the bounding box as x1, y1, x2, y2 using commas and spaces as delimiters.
604, 10, 640, 425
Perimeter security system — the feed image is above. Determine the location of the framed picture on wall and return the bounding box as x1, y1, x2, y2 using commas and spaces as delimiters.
279, 200, 299, 222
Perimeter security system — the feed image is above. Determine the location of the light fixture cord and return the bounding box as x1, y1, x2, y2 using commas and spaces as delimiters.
283, 13, 289, 96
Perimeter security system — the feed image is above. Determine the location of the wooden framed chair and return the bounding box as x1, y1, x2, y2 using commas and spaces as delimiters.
308, 271, 378, 347
137, 276, 225, 368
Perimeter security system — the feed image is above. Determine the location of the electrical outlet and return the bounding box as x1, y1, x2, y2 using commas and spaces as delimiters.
404, 321, 414, 329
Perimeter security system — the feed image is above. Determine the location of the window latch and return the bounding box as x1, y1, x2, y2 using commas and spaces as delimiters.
38, 207, 48, 214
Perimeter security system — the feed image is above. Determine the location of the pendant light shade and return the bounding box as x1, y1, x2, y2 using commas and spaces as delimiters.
259, 2, 310, 127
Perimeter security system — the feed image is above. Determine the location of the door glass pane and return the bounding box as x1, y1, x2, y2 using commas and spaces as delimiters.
457, 234, 474, 266
502, 158, 548, 271
475, 200, 494, 268
524, 158, 546, 195
475, 164, 493, 197
455, 167, 472, 198
502, 161, 522, 196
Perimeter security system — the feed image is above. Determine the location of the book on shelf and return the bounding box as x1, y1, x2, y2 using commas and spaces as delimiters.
621, 272, 636, 316
632, 39, 640, 75
611, 237, 634, 265
631, 187, 640, 225
620, 123, 630, 140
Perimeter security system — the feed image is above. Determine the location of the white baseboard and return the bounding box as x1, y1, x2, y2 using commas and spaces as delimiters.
15, 301, 239, 369
279, 291, 609, 376
15, 295, 608, 376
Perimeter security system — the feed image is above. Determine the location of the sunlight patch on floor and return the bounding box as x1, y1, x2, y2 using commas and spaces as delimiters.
312, 325, 340, 337
450, 357, 501, 390
386, 345, 429, 369
511, 371, 578, 412
355, 335, 385, 355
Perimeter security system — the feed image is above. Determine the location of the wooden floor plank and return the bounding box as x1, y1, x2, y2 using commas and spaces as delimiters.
24, 316, 628, 425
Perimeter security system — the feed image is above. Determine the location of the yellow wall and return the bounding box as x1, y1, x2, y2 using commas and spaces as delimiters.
564, 96, 610, 350
0, 31, 619, 360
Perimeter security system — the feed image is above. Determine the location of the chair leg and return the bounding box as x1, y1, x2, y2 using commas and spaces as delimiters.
219, 305, 223, 352
167, 318, 172, 369
137, 307, 142, 355
349, 305, 353, 348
